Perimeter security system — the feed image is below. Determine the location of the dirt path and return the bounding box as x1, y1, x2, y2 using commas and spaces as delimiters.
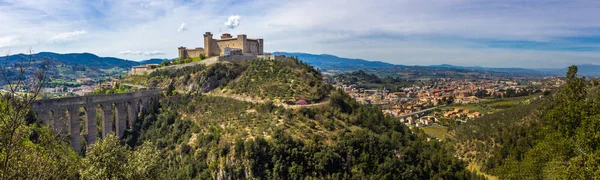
205, 92, 329, 109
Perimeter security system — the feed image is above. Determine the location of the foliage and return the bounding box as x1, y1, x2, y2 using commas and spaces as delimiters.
454, 65, 600, 179
148, 62, 246, 93
121, 89, 483, 179
0, 51, 80, 179
333, 70, 414, 91
161, 55, 207, 67
225, 57, 332, 102
145, 57, 332, 102
90, 84, 133, 95
80, 135, 163, 180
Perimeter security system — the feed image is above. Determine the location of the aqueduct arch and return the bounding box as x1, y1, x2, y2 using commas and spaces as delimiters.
31, 90, 160, 152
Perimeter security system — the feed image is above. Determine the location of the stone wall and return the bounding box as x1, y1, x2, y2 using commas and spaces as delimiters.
179, 32, 263, 59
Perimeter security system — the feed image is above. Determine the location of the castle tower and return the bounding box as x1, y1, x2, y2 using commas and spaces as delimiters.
221, 33, 232, 39
178, 47, 187, 59
257, 39, 264, 55
204, 32, 213, 56
237, 34, 247, 54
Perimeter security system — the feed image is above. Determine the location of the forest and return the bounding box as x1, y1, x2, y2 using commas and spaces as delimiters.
117, 89, 482, 179
333, 70, 414, 91
454, 66, 600, 179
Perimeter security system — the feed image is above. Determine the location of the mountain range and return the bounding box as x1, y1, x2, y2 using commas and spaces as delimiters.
0, 52, 168, 86
2, 51, 598, 85
275, 52, 600, 77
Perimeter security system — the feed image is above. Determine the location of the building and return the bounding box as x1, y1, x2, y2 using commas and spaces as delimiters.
129, 64, 160, 75
76, 78, 93, 84
178, 32, 264, 59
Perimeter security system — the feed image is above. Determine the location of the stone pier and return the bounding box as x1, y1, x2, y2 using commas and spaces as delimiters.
30, 90, 159, 152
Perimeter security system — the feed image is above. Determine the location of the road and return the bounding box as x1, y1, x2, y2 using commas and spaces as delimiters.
397, 106, 440, 118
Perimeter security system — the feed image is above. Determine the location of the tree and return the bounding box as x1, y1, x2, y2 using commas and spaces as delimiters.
81, 135, 163, 180
127, 141, 163, 179
0, 50, 79, 179
80, 135, 129, 180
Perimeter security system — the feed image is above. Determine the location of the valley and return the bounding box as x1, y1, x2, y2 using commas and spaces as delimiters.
2, 1, 599, 179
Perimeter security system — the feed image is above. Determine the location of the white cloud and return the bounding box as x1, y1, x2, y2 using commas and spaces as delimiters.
177, 23, 187, 32
50, 30, 88, 42
224, 15, 241, 29
1, 0, 599, 67
118, 51, 165, 56
0, 36, 23, 48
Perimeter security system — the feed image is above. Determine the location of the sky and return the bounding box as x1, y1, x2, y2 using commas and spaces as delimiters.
0, 0, 599, 68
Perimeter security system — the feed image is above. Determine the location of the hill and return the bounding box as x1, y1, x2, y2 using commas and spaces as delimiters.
535, 64, 600, 77
0, 52, 163, 86
114, 57, 484, 179
452, 66, 600, 179
125, 57, 332, 103
274, 52, 396, 70
428, 64, 549, 76
140, 58, 169, 65
276, 52, 600, 77
333, 70, 414, 90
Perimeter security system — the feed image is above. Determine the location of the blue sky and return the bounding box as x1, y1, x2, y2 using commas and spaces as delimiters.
0, 0, 599, 68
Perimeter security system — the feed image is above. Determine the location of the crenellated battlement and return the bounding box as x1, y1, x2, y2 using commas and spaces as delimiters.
178, 32, 263, 59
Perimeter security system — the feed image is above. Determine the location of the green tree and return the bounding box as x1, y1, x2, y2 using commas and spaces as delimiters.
80, 134, 130, 180
81, 134, 163, 180
127, 141, 163, 179
0, 51, 79, 179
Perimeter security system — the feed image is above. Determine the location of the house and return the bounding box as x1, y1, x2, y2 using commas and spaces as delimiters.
129, 64, 160, 75
76, 78, 93, 84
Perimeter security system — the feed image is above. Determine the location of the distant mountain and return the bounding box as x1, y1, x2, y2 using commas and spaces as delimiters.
1, 52, 163, 68
0, 52, 166, 86
275, 52, 600, 77
428, 64, 552, 75
273, 52, 396, 70
535, 64, 600, 77
140, 58, 169, 65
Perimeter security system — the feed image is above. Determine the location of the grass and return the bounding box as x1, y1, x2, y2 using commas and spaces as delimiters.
467, 163, 498, 180
439, 95, 537, 115
121, 75, 149, 86
421, 126, 448, 140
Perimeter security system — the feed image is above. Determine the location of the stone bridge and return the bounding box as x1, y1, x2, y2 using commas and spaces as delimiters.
31, 90, 160, 152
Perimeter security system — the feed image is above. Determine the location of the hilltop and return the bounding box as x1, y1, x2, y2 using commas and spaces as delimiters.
115, 57, 483, 179
125, 57, 331, 103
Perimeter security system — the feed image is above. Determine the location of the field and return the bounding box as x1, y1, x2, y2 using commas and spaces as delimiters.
467, 163, 498, 180
421, 126, 448, 140
438, 95, 537, 115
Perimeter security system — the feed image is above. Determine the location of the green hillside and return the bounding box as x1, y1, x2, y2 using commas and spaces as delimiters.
120, 90, 481, 179
453, 66, 600, 179
130, 57, 332, 103
222, 58, 331, 103
3, 57, 484, 179
333, 70, 415, 90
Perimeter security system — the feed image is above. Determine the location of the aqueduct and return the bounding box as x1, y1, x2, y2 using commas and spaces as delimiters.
30, 90, 160, 152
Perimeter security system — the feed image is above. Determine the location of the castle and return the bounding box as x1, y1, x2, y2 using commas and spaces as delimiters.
178, 32, 264, 59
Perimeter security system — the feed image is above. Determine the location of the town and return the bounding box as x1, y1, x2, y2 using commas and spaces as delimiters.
333, 76, 564, 128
